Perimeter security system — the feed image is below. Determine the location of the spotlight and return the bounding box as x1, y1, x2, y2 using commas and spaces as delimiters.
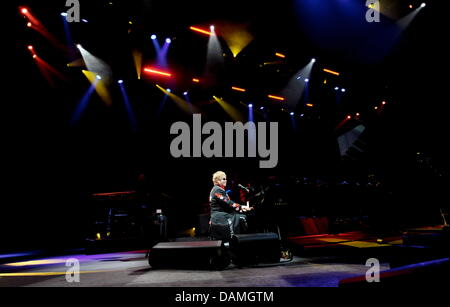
151, 34, 157, 40
296, 76, 301, 80
300, 114, 305, 117
96, 75, 102, 80
210, 25, 215, 31
347, 115, 351, 119
27, 45, 33, 50
290, 112, 294, 116
249, 104, 253, 108
356, 113, 360, 116
165, 38, 171, 44
61, 12, 68, 17
183, 92, 188, 96
334, 87, 339, 91
32, 54, 37, 59
117, 80, 124, 84
304, 78, 309, 83
82, 19, 88, 23
76, 44, 82, 49
382, 101, 386, 105
311, 58, 316, 63
421, 3, 426, 8
341, 88, 346, 92
166, 89, 171, 93
20, 8, 28, 14
260, 107, 265, 110
27, 22, 32, 27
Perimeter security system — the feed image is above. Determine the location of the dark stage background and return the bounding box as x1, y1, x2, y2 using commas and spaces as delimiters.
2, 0, 448, 252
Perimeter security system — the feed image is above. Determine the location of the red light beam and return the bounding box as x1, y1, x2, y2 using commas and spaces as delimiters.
143, 67, 172, 77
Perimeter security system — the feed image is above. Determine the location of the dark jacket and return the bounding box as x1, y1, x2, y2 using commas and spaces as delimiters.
209, 185, 236, 213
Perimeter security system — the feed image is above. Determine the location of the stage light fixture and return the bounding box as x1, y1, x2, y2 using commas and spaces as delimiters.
27, 45, 33, 50
192, 78, 200, 83
382, 101, 386, 105
232, 86, 246, 92
260, 107, 264, 110
27, 22, 32, 27
20, 8, 28, 14
117, 80, 124, 84
96, 75, 102, 80
210, 25, 215, 31
341, 88, 346, 92
76, 44, 82, 49
290, 112, 294, 116
166, 38, 171, 44
166, 89, 171, 93
151, 34, 157, 40
190, 26, 212, 36
323, 68, 340, 76
183, 92, 188, 96
61, 12, 67, 17
275, 53, 286, 58
421, 3, 426, 8
144, 68, 172, 77
335, 87, 339, 90
82, 19, 88, 23
304, 78, 309, 82
311, 58, 316, 63
347, 115, 351, 119
268, 95, 285, 101
300, 114, 305, 117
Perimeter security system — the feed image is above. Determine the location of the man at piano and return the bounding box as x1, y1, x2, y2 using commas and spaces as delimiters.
209, 171, 252, 241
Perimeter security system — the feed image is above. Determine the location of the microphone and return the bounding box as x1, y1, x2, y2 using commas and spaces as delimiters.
238, 184, 250, 193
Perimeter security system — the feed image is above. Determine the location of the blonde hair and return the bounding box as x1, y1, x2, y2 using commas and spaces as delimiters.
212, 171, 226, 184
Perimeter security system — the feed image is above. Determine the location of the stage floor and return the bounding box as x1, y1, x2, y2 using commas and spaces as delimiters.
0, 249, 390, 287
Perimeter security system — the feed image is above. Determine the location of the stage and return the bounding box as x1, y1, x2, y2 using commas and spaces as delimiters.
1, 228, 447, 287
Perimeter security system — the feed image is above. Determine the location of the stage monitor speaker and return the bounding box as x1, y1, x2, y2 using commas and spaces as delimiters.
148, 240, 230, 270
230, 233, 281, 265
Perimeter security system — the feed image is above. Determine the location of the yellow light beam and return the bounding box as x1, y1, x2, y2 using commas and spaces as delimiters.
231, 86, 246, 92
155, 85, 199, 114
213, 96, 245, 122
268, 95, 285, 101
275, 53, 285, 58
189, 26, 212, 36
82, 70, 112, 106
66, 58, 85, 67
0, 270, 115, 277
132, 50, 142, 79
323, 68, 340, 76
4, 259, 67, 266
